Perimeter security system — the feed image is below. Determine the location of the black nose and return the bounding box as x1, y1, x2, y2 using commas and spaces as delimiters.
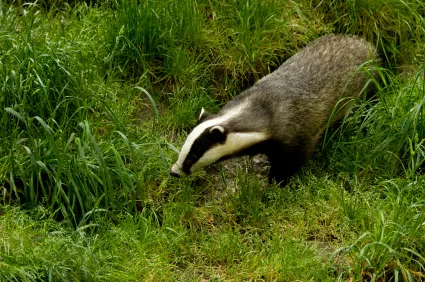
170, 171, 180, 178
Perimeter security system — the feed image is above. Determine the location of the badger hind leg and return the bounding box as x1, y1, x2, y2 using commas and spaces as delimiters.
267, 147, 307, 187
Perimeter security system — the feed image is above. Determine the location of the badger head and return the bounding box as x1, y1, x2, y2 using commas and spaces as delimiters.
170, 107, 267, 178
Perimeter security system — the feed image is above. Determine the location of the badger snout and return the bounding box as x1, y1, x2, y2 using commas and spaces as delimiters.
170, 164, 182, 178
170, 171, 180, 178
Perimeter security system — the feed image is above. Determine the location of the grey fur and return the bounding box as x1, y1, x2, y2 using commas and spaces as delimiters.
172, 35, 379, 185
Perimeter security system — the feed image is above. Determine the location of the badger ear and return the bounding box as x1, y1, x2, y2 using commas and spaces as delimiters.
209, 125, 227, 142
198, 107, 212, 123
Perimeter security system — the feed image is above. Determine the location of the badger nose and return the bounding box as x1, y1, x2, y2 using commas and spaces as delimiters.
170, 171, 180, 178
170, 164, 182, 178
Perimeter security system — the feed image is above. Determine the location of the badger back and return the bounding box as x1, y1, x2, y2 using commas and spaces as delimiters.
230, 35, 379, 143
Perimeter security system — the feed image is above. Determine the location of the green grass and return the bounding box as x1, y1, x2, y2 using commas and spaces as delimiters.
312, 0, 425, 67
326, 65, 425, 180
0, 0, 424, 281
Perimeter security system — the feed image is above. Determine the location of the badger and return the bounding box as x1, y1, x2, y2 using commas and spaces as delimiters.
170, 35, 379, 185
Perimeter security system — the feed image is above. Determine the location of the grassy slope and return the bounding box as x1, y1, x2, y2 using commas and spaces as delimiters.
0, 0, 424, 281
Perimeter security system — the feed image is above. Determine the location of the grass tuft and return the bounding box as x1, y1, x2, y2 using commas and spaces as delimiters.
327, 65, 425, 180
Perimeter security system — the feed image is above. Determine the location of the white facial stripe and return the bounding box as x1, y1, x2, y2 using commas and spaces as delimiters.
190, 131, 268, 172
171, 163, 180, 175
174, 104, 247, 171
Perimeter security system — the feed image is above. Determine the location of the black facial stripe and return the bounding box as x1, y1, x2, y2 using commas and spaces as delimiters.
182, 127, 227, 174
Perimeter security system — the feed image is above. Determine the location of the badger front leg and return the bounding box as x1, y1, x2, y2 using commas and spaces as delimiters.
267, 148, 307, 186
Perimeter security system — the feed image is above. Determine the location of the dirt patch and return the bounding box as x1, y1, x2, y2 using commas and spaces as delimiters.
197, 154, 270, 200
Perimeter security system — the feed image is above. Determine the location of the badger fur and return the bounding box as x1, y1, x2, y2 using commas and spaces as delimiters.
170, 35, 379, 185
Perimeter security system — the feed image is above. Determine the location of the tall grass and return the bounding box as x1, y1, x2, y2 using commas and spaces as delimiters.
107, 0, 205, 80
327, 65, 425, 180
2, 119, 144, 226
107, 0, 330, 99
0, 2, 146, 225
334, 179, 425, 281
313, 0, 425, 66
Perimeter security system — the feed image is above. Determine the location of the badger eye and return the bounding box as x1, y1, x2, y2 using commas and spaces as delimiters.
182, 157, 194, 174
184, 158, 193, 167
